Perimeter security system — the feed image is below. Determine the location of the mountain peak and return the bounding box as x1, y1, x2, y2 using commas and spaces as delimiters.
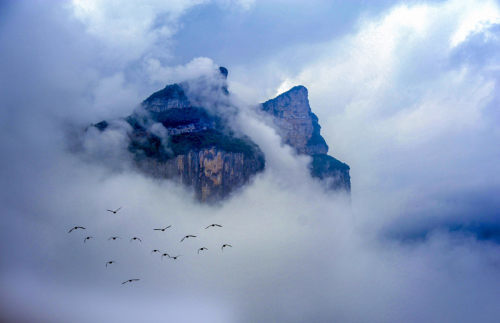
142, 83, 190, 113
262, 85, 327, 155
90, 66, 265, 203
287, 85, 307, 94
268, 85, 309, 109
261, 85, 350, 191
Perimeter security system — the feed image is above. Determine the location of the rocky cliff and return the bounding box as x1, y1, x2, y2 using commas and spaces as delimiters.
92, 67, 265, 203
261, 86, 350, 191
87, 67, 349, 202
135, 146, 264, 202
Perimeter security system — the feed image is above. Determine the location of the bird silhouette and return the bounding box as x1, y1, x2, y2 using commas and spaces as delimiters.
121, 279, 140, 285
105, 261, 115, 267
198, 247, 208, 254
68, 226, 85, 233
107, 207, 122, 214
154, 225, 172, 232
180, 235, 196, 242
169, 255, 181, 260
151, 249, 161, 254
108, 236, 120, 241
205, 224, 223, 229
221, 244, 232, 251
83, 236, 93, 243
130, 237, 142, 242
161, 252, 170, 260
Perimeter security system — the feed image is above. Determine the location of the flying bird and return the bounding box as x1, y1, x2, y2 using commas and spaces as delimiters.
107, 207, 122, 214
68, 226, 85, 233
121, 279, 140, 285
108, 236, 120, 241
151, 249, 161, 254
180, 235, 197, 242
161, 253, 170, 260
221, 244, 232, 251
154, 225, 172, 232
130, 237, 142, 242
105, 261, 115, 267
198, 247, 208, 254
205, 224, 222, 229
169, 255, 181, 260
83, 236, 93, 243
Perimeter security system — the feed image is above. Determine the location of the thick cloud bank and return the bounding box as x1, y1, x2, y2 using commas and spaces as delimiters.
1, 1, 499, 322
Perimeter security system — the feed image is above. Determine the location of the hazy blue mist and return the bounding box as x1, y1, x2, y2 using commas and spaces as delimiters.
1, 1, 499, 322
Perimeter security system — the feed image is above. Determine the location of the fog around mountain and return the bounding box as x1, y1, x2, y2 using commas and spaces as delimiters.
1, 1, 499, 322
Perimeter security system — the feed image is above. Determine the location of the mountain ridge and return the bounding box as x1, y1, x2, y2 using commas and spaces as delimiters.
87, 66, 350, 201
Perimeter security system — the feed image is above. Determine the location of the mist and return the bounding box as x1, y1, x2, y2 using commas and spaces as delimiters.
1, 1, 500, 322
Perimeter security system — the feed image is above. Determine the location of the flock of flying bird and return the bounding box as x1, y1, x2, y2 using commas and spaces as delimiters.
68, 207, 232, 285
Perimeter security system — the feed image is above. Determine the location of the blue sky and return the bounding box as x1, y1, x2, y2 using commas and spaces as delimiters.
1, 0, 500, 322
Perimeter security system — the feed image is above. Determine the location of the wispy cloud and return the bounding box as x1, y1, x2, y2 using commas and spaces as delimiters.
1, 1, 500, 322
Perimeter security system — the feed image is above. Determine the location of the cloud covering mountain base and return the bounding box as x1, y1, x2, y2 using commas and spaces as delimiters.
1, 0, 500, 322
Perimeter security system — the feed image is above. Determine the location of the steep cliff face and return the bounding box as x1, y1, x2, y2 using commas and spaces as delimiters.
87, 67, 349, 201
92, 67, 265, 202
261, 86, 350, 191
262, 86, 328, 155
135, 147, 264, 202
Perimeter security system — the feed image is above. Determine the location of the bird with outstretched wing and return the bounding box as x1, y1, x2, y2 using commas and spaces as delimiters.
205, 224, 223, 229
107, 207, 122, 214
154, 225, 172, 232
68, 226, 85, 233
180, 235, 196, 242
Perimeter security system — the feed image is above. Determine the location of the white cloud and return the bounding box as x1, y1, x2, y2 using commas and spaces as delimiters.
275, 0, 500, 147
69, 0, 256, 63
146, 57, 218, 85
70, 0, 208, 61
450, 0, 500, 47
388, 68, 495, 144
91, 73, 142, 119
216, 0, 256, 11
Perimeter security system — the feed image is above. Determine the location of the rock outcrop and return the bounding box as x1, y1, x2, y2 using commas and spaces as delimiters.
134, 146, 264, 202
261, 86, 350, 191
92, 67, 265, 203
87, 67, 350, 202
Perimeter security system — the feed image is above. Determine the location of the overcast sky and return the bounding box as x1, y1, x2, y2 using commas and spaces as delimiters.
1, 0, 500, 322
